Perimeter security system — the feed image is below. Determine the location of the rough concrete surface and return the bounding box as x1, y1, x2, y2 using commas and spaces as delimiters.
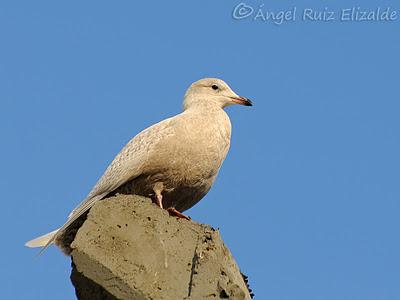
70, 194, 252, 300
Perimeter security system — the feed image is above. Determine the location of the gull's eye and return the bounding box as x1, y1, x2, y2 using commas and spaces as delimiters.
211, 84, 219, 90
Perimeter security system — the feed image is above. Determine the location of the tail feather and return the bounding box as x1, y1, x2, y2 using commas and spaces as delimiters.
26, 193, 107, 254
25, 229, 59, 248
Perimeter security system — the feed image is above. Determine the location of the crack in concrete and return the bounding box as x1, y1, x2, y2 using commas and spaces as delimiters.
187, 234, 200, 298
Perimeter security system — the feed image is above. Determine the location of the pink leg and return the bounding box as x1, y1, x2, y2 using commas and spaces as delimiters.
155, 190, 163, 209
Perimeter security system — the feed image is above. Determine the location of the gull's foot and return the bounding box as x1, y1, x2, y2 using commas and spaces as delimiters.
167, 207, 191, 220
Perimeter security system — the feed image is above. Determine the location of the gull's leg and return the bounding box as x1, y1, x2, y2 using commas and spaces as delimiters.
167, 207, 190, 220
153, 182, 189, 220
155, 191, 163, 209
153, 182, 164, 209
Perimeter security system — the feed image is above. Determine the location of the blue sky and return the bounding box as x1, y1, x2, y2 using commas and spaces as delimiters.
1, 1, 399, 299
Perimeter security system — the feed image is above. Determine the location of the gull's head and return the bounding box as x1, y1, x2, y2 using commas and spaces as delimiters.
183, 78, 252, 111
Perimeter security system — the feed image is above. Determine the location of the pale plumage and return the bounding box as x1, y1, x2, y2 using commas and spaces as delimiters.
25, 78, 252, 254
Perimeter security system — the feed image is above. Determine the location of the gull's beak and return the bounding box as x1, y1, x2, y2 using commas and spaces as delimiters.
230, 96, 253, 106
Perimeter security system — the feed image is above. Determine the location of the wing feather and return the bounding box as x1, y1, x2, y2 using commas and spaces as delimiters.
41, 116, 176, 253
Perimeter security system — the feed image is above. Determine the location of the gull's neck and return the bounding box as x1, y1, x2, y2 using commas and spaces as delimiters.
183, 101, 223, 114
